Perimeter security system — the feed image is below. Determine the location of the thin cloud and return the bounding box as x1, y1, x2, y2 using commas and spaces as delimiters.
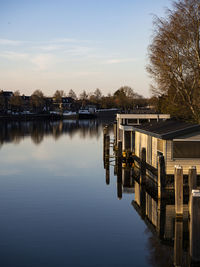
104, 58, 138, 64
0, 39, 23, 45
0, 51, 29, 60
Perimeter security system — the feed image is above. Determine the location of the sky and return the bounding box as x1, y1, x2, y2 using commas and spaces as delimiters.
0, 0, 172, 97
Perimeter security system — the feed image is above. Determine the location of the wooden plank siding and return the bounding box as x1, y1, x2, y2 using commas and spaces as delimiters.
165, 140, 200, 175
135, 131, 200, 175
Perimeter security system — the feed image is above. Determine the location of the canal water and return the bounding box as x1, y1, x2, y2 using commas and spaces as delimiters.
0, 120, 176, 266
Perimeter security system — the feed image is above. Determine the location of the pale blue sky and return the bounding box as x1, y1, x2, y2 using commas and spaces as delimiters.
0, 0, 172, 97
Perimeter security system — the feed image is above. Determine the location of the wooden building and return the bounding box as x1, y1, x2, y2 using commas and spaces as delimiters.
133, 120, 200, 175
116, 113, 170, 151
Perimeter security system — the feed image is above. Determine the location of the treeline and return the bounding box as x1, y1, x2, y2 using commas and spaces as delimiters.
0, 86, 148, 113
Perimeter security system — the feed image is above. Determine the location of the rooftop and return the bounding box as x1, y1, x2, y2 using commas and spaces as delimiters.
132, 120, 200, 140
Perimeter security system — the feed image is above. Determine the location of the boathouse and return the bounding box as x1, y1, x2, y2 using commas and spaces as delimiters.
132, 120, 200, 175
116, 112, 170, 151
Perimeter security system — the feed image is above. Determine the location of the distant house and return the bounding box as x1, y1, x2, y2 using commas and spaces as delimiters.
53, 97, 74, 110
132, 120, 200, 175
21, 95, 30, 111
0, 91, 13, 111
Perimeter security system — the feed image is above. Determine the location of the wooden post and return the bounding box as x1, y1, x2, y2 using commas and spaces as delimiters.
188, 166, 197, 194
158, 155, 166, 199
117, 141, 122, 161
174, 165, 183, 217
174, 218, 183, 267
122, 130, 126, 151
190, 190, 200, 264
113, 122, 117, 146
103, 126, 108, 161
105, 135, 110, 158
140, 148, 146, 185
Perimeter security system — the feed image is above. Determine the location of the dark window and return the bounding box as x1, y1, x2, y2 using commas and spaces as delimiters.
173, 141, 200, 158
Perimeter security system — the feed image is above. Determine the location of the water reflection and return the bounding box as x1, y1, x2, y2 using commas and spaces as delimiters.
104, 155, 200, 267
0, 119, 109, 147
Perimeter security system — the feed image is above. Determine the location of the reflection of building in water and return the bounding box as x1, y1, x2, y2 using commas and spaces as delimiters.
132, 180, 200, 267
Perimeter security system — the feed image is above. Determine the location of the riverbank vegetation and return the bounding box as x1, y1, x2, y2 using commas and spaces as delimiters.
0, 86, 148, 114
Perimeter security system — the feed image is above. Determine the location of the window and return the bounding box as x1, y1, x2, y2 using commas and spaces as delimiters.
173, 141, 200, 158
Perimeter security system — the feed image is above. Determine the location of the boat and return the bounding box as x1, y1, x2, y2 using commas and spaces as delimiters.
95, 108, 119, 118
78, 109, 96, 119
62, 111, 78, 119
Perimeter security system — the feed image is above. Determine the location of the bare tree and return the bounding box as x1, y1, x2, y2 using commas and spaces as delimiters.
9, 90, 23, 111
31, 90, 44, 111
53, 90, 65, 102
147, 0, 200, 122
79, 90, 88, 100
93, 88, 102, 100
68, 89, 77, 100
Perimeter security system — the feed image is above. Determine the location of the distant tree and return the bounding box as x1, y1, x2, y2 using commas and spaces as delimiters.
93, 88, 102, 100
53, 90, 65, 103
0, 90, 5, 111
114, 86, 136, 110
9, 90, 23, 111
68, 89, 77, 100
147, 0, 200, 122
79, 90, 88, 100
31, 90, 44, 112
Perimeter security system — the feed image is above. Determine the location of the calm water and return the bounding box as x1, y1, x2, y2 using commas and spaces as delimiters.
0, 120, 180, 267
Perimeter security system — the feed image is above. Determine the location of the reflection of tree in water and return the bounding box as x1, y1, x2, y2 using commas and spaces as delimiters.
0, 119, 109, 146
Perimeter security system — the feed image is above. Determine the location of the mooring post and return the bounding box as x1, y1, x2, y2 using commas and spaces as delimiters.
190, 190, 200, 264
174, 165, 183, 217
174, 218, 183, 267
117, 158, 122, 200
188, 166, 197, 194
117, 141, 122, 162
103, 126, 108, 161
158, 155, 166, 199
105, 135, 110, 158
113, 122, 117, 147
140, 148, 146, 185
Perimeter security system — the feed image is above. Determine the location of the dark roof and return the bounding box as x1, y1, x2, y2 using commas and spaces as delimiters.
1, 91, 13, 97
132, 120, 200, 140
122, 109, 157, 114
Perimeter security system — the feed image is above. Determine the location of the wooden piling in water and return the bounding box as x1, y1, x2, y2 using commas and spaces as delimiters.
113, 122, 117, 147
188, 166, 197, 194
105, 135, 110, 157
174, 165, 183, 217
190, 190, 200, 264
117, 158, 122, 200
158, 155, 165, 199
140, 148, 146, 185
117, 141, 122, 162
103, 126, 108, 161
